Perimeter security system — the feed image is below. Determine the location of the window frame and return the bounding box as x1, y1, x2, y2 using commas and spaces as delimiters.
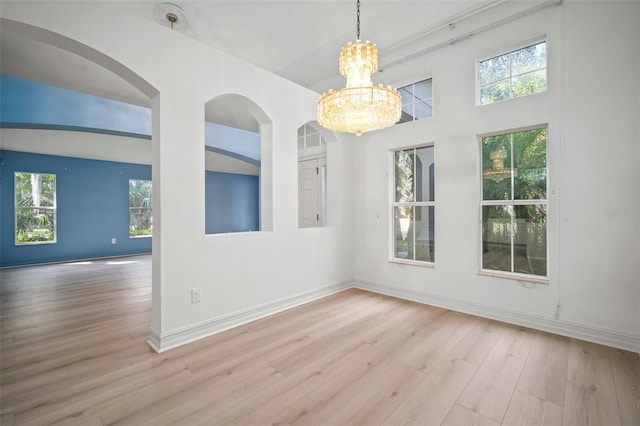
298, 123, 326, 152
476, 36, 547, 106
129, 178, 153, 238
478, 125, 549, 283
396, 77, 433, 124
14, 171, 57, 246
389, 143, 435, 267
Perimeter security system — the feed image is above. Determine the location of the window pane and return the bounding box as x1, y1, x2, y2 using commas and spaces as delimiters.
482, 134, 512, 200
397, 79, 433, 123
298, 136, 305, 150
399, 103, 414, 123
129, 180, 152, 208
511, 42, 546, 75
399, 85, 414, 106
413, 79, 432, 101
511, 69, 547, 98
480, 80, 510, 104
306, 132, 320, 148
395, 150, 414, 202
514, 204, 547, 276
394, 205, 413, 259
415, 146, 434, 202
479, 54, 510, 85
415, 206, 434, 262
482, 205, 512, 272
414, 101, 432, 119
514, 128, 547, 200
15, 172, 55, 207
16, 207, 55, 243
130, 208, 153, 236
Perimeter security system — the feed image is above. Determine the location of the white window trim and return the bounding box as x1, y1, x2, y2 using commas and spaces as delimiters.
477, 125, 550, 283
388, 143, 436, 267
14, 172, 57, 246
475, 35, 548, 106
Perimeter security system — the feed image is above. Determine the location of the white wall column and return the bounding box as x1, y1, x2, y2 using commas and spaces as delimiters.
149, 90, 205, 350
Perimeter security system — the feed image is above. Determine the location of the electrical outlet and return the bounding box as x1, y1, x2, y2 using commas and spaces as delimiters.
111, 238, 116, 244
191, 288, 201, 303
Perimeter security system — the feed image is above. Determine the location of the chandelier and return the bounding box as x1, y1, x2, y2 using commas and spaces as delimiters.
483, 145, 517, 182
317, 0, 401, 136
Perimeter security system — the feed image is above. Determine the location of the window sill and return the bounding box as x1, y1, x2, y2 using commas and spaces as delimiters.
478, 269, 549, 284
16, 240, 57, 246
129, 235, 152, 239
389, 258, 435, 268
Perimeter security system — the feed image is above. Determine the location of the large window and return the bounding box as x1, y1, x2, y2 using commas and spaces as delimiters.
481, 127, 547, 278
398, 79, 433, 123
478, 40, 547, 105
15, 172, 56, 245
392, 145, 435, 263
129, 179, 152, 237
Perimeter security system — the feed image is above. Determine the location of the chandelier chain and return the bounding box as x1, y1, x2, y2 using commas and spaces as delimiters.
356, 0, 360, 40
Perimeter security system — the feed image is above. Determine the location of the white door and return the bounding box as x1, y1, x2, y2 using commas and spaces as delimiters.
298, 158, 326, 228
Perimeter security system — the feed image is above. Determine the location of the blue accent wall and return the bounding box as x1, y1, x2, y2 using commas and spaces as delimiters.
0, 150, 152, 267
205, 171, 259, 234
1, 150, 260, 266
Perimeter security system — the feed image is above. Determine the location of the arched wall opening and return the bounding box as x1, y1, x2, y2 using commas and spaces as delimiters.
0, 17, 161, 344
204, 94, 273, 233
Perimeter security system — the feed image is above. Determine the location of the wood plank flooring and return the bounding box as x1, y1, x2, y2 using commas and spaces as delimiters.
1, 255, 638, 425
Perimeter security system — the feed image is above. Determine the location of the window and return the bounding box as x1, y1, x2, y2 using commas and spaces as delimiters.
478, 40, 547, 105
129, 179, 152, 237
298, 124, 326, 151
15, 172, 56, 245
481, 127, 547, 278
392, 145, 435, 263
398, 79, 433, 123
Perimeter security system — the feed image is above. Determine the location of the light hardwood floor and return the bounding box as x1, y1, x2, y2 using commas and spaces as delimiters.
1, 255, 638, 425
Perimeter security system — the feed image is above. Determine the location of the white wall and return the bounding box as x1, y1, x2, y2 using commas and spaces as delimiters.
2, 1, 354, 351
352, 1, 639, 351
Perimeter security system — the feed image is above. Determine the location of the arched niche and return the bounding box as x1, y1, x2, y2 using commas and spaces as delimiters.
204, 94, 273, 233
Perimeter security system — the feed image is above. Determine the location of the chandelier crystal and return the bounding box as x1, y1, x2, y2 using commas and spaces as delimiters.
317, 1, 401, 136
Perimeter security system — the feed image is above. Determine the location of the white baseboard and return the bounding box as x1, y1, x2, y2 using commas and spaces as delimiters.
147, 330, 162, 353
354, 280, 640, 354
147, 281, 352, 353
146, 279, 639, 354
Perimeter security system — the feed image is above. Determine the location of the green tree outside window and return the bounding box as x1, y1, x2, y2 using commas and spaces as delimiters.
129, 179, 153, 237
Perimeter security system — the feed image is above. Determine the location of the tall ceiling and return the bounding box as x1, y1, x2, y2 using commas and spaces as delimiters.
112, 0, 494, 94
1, 0, 541, 130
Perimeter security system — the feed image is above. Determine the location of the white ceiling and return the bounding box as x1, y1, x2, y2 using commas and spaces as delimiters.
1, 0, 521, 130
112, 0, 491, 94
